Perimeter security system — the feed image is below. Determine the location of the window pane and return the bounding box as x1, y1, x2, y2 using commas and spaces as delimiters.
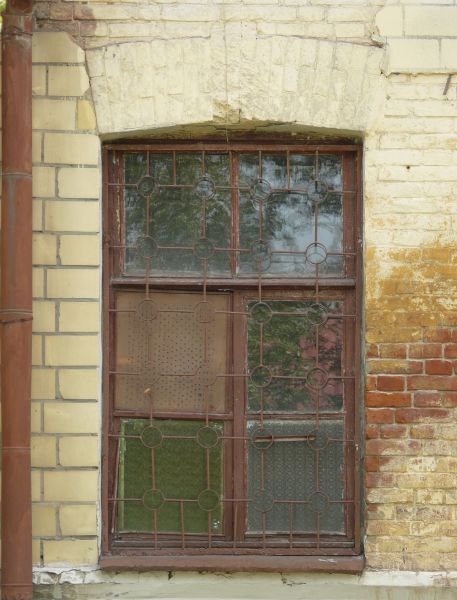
124, 152, 231, 276
239, 153, 344, 277
247, 420, 345, 535
117, 419, 224, 534
247, 299, 344, 413
115, 291, 230, 413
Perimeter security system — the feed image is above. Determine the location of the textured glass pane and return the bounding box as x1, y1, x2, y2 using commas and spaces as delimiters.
261, 154, 287, 188
290, 154, 314, 188
247, 420, 345, 535
115, 291, 230, 413
247, 300, 343, 413
118, 419, 223, 534
319, 154, 342, 191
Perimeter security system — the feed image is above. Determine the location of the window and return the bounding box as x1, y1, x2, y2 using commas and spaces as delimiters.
102, 142, 362, 570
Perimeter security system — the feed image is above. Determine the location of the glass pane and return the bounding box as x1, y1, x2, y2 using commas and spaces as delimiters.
205, 153, 230, 186
124, 152, 231, 276
247, 420, 345, 535
115, 291, 230, 413
125, 152, 147, 184
118, 419, 224, 534
247, 299, 343, 413
239, 153, 344, 277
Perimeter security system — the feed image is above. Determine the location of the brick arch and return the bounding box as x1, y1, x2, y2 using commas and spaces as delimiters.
86, 34, 385, 138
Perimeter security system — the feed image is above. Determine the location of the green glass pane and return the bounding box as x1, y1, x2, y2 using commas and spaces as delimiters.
117, 419, 224, 534
124, 188, 147, 273
290, 154, 314, 189
247, 300, 343, 413
261, 154, 287, 188
319, 154, 342, 191
125, 153, 147, 184
247, 420, 345, 535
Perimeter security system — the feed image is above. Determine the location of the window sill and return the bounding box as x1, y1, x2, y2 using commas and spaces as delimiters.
100, 553, 364, 573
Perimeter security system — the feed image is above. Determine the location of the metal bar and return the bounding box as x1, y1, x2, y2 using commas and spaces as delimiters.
1, 2, 33, 599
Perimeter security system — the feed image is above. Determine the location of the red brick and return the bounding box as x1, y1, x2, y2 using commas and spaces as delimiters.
450, 330, 457, 343
443, 392, 457, 407
380, 425, 407, 439
366, 343, 379, 358
366, 455, 379, 472
395, 408, 450, 424
368, 360, 422, 374
411, 424, 435, 439
377, 375, 405, 391
366, 375, 377, 392
366, 391, 412, 408
379, 344, 407, 359
366, 424, 379, 439
366, 439, 420, 456
425, 360, 453, 375
366, 473, 396, 488
414, 391, 442, 407
408, 375, 457, 391
366, 408, 395, 424
424, 328, 452, 343
409, 343, 442, 359
445, 344, 457, 358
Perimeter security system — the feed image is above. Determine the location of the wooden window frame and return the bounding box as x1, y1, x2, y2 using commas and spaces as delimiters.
101, 141, 364, 573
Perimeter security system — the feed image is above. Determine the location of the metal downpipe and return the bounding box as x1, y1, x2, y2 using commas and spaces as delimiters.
1, 1, 33, 598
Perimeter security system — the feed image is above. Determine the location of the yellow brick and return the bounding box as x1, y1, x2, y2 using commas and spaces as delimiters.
45, 201, 99, 233
33, 131, 42, 163
32, 470, 41, 502
387, 39, 440, 73
33, 267, 45, 297
32, 98, 76, 131
32, 505, 57, 537
59, 505, 97, 536
44, 133, 99, 165
59, 302, 100, 332
33, 233, 57, 266
32, 436, 57, 467
77, 100, 97, 131
31, 403, 41, 433
44, 402, 98, 433
48, 66, 89, 97
32, 369, 55, 400
59, 437, 98, 467
375, 6, 402, 37
58, 168, 100, 199
32, 335, 43, 366
44, 471, 98, 501
33, 166, 55, 198
32, 32, 85, 64
59, 369, 99, 400
33, 199, 43, 231
33, 301, 55, 332
32, 65, 46, 96
32, 539, 41, 566
47, 269, 99, 298
59, 235, 100, 266
44, 335, 99, 366
43, 539, 98, 566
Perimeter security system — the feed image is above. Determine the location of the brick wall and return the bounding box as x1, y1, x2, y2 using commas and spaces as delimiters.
7, 0, 457, 579
29, 32, 100, 565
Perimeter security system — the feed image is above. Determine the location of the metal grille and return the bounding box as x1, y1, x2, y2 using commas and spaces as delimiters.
103, 143, 361, 560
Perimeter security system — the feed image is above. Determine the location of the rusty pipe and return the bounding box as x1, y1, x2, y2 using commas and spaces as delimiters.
1, 0, 33, 598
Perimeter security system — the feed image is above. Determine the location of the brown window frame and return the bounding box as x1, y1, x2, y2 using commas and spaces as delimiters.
101, 141, 363, 572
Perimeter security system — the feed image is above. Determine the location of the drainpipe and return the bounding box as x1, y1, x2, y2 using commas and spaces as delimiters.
1, 0, 33, 598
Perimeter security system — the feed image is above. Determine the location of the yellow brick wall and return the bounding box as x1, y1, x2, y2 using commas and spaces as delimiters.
30, 31, 100, 566
14, 0, 457, 577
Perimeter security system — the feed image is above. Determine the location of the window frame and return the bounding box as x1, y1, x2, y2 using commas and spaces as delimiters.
101, 141, 364, 572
